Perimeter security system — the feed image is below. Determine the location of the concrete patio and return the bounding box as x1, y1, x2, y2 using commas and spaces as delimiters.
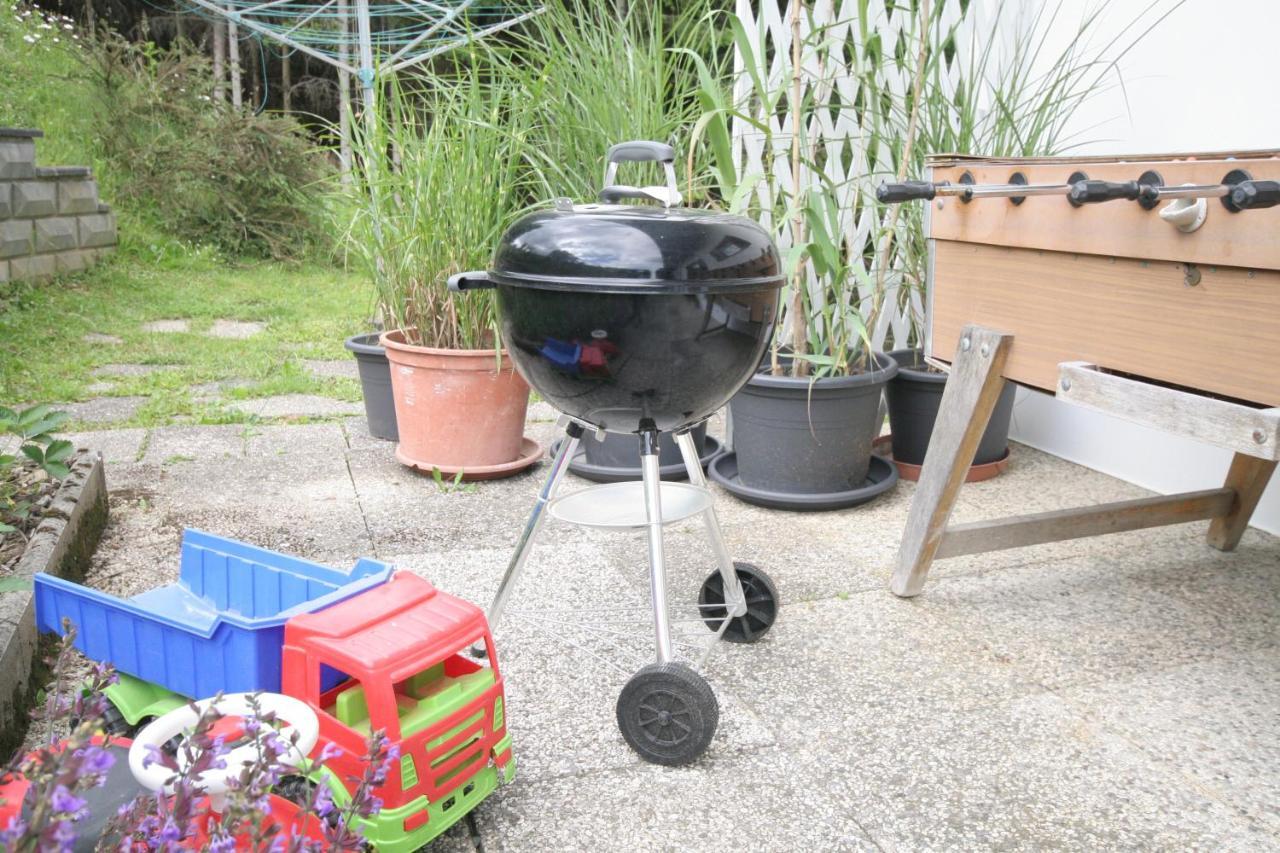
69, 407, 1280, 851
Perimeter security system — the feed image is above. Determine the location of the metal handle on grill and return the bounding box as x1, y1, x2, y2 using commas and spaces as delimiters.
448, 271, 495, 292
602, 140, 680, 208
1231, 180, 1280, 210
606, 141, 676, 164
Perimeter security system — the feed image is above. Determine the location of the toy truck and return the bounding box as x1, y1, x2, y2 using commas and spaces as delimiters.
33, 529, 514, 851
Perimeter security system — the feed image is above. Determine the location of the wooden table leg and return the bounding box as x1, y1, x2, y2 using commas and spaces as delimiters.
891, 325, 1014, 598
1206, 452, 1277, 551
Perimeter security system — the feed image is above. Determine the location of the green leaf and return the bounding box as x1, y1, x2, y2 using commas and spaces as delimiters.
43, 461, 71, 480
45, 440, 74, 464
20, 445, 44, 465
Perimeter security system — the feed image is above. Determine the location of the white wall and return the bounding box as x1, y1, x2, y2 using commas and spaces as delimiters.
1005, 0, 1280, 534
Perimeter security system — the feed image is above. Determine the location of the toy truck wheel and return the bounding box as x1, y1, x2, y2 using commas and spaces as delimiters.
616, 663, 718, 766
698, 562, 779, 643
98, 702, 138, 738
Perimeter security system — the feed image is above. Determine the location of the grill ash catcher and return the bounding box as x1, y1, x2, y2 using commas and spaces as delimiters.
448, 141, 783, 765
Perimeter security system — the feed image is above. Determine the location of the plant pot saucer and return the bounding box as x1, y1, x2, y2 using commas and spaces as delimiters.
396, 437, 543, 482
707, 452, 898, 512
549, 436, 724, 484
872, 434, 1011, 483
892, 447, 1011, 483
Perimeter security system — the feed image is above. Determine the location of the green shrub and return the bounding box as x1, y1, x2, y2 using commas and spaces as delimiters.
80, 34, 331, 260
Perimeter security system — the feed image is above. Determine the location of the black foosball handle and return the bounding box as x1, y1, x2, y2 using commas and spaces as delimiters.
1231, 180, 1280, 210
1068, 180, 1143, 205
876, 181, 939, 203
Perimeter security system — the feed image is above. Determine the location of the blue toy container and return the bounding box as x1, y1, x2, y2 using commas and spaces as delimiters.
34, 529, 393, 700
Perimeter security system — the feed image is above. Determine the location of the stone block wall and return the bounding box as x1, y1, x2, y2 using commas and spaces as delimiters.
0, 128, 117, 283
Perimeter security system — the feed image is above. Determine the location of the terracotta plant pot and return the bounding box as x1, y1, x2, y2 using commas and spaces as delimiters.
380, 330, 539, 480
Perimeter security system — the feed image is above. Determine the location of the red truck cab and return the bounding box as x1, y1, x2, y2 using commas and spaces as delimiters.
281, 571, 513, 852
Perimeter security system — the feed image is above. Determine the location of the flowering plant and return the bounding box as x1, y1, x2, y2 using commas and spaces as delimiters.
1, 621, 394, 851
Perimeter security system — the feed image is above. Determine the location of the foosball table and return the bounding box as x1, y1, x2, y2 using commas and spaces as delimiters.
877, 150, 1280, 596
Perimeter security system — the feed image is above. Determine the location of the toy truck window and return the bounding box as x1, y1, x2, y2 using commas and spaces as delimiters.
391, 649, 495, 739
319, 665, 375, 733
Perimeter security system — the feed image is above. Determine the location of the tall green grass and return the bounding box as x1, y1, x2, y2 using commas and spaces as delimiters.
338, 71, 538, 349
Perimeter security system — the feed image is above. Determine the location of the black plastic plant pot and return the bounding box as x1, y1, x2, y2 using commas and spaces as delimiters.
583, 423, 707, 469
884, 348, 1015, 466
344, 332, 399, 441
728, 353, 899, 494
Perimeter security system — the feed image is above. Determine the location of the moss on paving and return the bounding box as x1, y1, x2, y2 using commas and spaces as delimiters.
0, 246, 375, 429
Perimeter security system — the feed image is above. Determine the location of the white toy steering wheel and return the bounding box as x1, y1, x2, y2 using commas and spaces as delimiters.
129, 692, 320, 801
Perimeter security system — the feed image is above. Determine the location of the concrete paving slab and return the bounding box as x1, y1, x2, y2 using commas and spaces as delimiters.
61, 396, 146, 425
63, 413, 1280, 849
208, 319, 265, 339
243, 422, 349, 459
1060, 648, 1280, 832
81, 332, 122, 345
143, 424, 246, 463
85, 381, 115, 394
341, 416, 392, 452
64, 428, 146, 467
474, 746, 879, 852
190, 379, 257, 401
910, 554, 1270, 691
709, 592, 1039, 751
91, 363, 177, 377
303, 359, 358, 380
834, 692, 1273, 851
141, 319, 189, 333
246, 394, 363, 419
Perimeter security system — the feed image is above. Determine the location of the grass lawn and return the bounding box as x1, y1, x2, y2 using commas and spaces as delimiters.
0, 244, 374, 429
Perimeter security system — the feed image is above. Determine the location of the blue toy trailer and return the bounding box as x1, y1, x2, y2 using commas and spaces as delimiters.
34, 529, 393, 700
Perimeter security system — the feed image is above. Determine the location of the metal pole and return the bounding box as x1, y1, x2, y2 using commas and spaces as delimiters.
337, 0, 353, 185
484, 423, 584, 634
354, 0, 377, 121
640, 430, 674, 664
674, 429, 746, 619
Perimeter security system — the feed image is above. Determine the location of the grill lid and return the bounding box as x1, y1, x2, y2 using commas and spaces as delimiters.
490, 202, 784, 294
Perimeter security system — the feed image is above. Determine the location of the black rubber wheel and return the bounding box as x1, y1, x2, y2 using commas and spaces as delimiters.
698, 561, 779, 643
99, 702, 139, 738
275, 776, 343, 832
616, 663, 718, 766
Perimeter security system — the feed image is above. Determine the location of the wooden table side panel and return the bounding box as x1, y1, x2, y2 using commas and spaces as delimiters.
928, 159, 1280, 271
928, 241, 1280, 407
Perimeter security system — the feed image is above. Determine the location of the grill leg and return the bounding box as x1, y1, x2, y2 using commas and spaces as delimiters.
675, 427, 745, 619
484, 421, 584, 636
640, 429, 675, 664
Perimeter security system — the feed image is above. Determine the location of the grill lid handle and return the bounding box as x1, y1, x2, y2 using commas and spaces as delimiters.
598, 184, 684, 206
602, 140, 680, 208
447, 271, 495, 292
606, 141, 675, 164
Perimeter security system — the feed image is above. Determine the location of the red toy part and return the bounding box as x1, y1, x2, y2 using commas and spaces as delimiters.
185, 795, 326, 848
280, 572, 510, 817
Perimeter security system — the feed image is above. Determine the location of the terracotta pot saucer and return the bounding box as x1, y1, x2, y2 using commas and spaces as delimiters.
396, 436, 544, 481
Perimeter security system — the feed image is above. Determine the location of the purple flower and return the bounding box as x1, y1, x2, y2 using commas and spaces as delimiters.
318, 742, 343, 764
313, 783, 334, 817
207, 836, 236, 853
74, 744, 116, 777
142, 743, 165, 770
159, 817, 182, 842
0, 815, 28, 843
50, 785, 87, 819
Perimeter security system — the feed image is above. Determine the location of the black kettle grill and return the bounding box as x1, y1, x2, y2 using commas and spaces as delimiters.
449, 141, 783, 765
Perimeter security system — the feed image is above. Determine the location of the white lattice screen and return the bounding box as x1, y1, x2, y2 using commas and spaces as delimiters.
730, 0, 989, 350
